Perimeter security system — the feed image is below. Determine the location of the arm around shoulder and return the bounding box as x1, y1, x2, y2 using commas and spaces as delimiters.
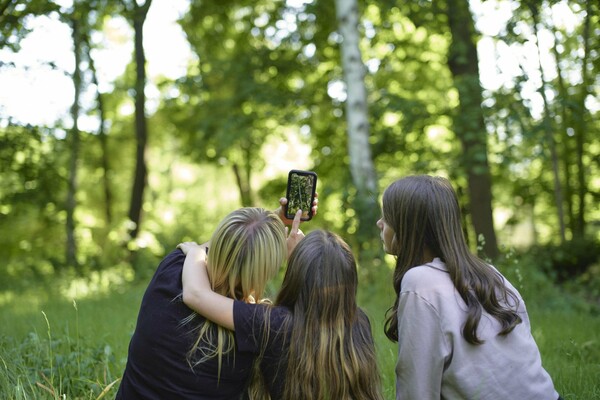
180, 244, 235, 331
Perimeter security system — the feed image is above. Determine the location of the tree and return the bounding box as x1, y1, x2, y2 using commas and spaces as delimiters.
526, 0, 566, 243
0, 125, 66, 279
83, 31, 113, 225
571, 0, 593, 238
65, 5, 84, 269
491, 0, 599, 244
173, 1, 308, 207
334, 0, 382, 265
0, 0, 60, 51
122, 0, 152, 240
445, 0, 498, 259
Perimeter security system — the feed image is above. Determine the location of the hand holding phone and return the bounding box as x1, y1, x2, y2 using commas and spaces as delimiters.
284, 170, 317, 221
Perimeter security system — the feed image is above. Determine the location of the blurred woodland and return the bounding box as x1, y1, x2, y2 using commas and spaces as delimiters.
1, 0, 599, 296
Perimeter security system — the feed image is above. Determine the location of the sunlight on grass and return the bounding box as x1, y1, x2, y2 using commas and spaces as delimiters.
0, 291, 15, 307
60, 264, 135, 300
0, 290, 47, 316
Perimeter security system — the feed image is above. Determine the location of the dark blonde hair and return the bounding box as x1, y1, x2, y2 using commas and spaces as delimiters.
273, 230, 383, 400
185, 208, 287, 373
382, 175, 521, 344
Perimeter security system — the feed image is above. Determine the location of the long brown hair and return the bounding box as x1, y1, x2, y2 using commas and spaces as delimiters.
274, 230, 383, 400
382, 175, 521, 344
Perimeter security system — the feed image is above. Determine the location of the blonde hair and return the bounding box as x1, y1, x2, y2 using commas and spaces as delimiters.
185, 207, 287, 376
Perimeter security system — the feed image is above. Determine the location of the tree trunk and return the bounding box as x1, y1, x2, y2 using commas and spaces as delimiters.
445, 0, 498, 259
334, 0, 383, 266
550, 31, 574, 235
232, 163, 252, 207
66, 15, 82, 269
126, 0, 152, 240
573, 0, 591, 238
528, 1, 566, 243
85, 33, 112, 225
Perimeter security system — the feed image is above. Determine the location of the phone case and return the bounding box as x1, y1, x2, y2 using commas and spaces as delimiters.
285, 169, 317, 221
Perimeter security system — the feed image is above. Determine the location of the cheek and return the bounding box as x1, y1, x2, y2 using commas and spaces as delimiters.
385, 228, 395, 245
380, 225, 394, 251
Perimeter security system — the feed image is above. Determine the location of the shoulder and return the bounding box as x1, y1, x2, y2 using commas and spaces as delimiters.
160, 248, 185, 266
233, 302, 291, 353
144, 249, 185, 293
354, 307, 373, 331
401, 259, 451, 293
233, 301, 290, 331
233, 300, 265, 320
354, 308, 376, 341
154, 249, 185, 276
357, 307, 370, 322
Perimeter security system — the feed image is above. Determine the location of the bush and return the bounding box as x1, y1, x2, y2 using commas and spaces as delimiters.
495, 245, 598, 314
521, 237, 600, 283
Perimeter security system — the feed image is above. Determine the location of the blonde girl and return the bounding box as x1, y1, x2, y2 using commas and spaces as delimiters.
117, 208, 287, 400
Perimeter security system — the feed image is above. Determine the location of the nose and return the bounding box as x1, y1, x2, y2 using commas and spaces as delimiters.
376, 218, 383, 229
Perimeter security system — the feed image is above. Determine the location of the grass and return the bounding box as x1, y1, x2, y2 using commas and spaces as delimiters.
0, 283, 143, 399
529, 309, 600, 399
0, 271, 599, 399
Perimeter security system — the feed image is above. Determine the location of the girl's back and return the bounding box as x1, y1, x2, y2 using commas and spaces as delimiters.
117, 250, 254, 400
396, 259, 558, 400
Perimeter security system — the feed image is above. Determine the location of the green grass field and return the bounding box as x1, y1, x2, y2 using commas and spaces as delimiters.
1, 273, 599, 399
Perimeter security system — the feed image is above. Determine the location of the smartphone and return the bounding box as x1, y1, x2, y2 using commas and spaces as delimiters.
285, 169, 317, 221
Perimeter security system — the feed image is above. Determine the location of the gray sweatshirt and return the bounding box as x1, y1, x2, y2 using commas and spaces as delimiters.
395, 258, 559, 400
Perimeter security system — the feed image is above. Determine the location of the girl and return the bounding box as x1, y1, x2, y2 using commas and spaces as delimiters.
116, 207, 289, 399
378, 175, 559, 399
179, 229, 384, 400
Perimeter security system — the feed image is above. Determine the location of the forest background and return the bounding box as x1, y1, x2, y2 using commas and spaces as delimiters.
0, 0, 599, 398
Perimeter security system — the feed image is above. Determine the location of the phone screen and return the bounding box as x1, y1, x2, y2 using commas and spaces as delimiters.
285, 170, 317, 221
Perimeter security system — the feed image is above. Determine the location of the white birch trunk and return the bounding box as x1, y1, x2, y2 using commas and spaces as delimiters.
335, 0, 383, 266
335, 0, 377, 195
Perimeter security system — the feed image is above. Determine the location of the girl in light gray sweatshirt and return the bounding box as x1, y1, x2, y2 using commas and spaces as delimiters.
377, 175, 560, 400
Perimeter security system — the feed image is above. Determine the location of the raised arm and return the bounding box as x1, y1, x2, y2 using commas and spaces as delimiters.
285, 209, 305, 258
178, 243, 235, 331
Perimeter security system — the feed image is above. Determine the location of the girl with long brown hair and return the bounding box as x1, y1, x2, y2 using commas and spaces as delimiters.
179, 228, 384, 400
379, 175, 559, 399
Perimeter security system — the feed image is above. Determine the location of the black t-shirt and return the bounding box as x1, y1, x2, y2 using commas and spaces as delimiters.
233, 301, 291, 400
116, 250, 254, 400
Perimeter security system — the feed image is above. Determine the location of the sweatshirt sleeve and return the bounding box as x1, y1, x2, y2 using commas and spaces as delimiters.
395, 291, 449, 400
